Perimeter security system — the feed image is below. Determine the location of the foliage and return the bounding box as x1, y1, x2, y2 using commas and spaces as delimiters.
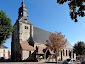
57, 0, 85, 22
46, 32, 67, 61
0, 10, 13, 45
73, 41, 85, 56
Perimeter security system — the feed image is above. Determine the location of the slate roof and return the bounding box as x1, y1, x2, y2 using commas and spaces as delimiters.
19, 17, 32, 24
63, 41, 73, 49
0, 45, 8, 48
33, 27, 51, 44
33, 27, 73, 49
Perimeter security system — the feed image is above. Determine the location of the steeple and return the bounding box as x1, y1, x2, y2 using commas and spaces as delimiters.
18, 0, 28, 19
22, 0, 25, 7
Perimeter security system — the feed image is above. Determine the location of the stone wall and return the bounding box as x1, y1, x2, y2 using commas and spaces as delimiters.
22, 50, 29, 60
19, 22, 33, 43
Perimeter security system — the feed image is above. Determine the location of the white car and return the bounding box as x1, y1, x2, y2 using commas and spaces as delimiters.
62, 58, 76, 64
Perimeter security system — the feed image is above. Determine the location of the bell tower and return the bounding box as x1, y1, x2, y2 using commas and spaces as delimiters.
11, 0, 34, 61
17, 1, 33, 43
18, 0, 28, 19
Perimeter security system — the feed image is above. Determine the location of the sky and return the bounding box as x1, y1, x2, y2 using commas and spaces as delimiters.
0, 0, 85, 52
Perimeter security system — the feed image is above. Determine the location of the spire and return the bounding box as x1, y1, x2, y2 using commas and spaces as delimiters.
18, 1, 28, 19
22, 0, 25, 7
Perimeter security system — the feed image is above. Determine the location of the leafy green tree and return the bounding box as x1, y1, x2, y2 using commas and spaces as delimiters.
0, 10, 13, 45
57, 0, 85, 22
73, 41, 85, 56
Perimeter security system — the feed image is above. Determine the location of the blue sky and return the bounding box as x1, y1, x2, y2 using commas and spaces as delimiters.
0, 0, 85, 52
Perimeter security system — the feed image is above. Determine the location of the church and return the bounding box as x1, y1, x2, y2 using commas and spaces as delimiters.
11, 1, 76, 61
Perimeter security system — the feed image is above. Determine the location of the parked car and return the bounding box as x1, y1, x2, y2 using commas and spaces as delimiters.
0, 57, 4, 60
62, 58, 76, 64
81, 60, 85, 64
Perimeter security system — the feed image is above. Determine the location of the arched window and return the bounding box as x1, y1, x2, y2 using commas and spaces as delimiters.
3, 54, 5, 58
27, 26, 28, 29
73, 53, 74, 58
21, 12, 22, 15
25, 26, 26, 29
63, 49, 64, 56
25, 26, 28, 29
66, 50, 67, 56
69, 50, 71, 58
4, 49, 5, 52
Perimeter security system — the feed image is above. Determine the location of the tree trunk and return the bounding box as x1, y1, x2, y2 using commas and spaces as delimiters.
80, 55, 82, 64
55, 49, 58, 64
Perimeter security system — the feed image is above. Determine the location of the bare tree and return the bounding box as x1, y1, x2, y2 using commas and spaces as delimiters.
46, 32, 67, 63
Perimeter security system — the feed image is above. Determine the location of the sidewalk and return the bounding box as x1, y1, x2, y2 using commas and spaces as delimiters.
0, 62, 42, 64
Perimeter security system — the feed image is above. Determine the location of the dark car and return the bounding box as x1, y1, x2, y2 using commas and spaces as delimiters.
0, 57, 4, 60
81, 60, 85, 64
62, 58, 76, 64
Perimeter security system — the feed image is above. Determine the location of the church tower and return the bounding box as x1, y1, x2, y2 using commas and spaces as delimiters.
11, 1, 35, 61
18, 1, 33, 43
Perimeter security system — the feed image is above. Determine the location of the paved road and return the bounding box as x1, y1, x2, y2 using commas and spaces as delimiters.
0, 62, 81, 64
0, 61, 81, 64
0, 62, 62, 64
